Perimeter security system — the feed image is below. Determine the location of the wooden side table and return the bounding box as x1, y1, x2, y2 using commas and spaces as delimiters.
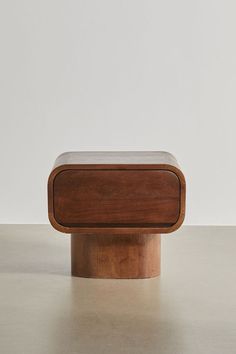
48, 151, 186, 278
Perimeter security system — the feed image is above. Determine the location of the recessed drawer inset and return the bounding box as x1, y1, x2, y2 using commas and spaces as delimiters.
53, 170, 180, 227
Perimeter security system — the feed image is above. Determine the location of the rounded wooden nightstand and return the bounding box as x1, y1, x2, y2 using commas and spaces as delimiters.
48, 151, 186, 278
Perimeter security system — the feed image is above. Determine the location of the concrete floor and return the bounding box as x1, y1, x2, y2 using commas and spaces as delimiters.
0, 225, 235, 354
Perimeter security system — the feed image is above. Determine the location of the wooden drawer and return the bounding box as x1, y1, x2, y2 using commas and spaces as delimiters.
48, 152, 185, 234
53, 169, 180, 227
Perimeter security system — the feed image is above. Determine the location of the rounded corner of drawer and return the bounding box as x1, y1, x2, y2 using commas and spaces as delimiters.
163, 209, 186, 234
48, 165, 69, 185
48, 212, 71, 234
164, 164, 186, 186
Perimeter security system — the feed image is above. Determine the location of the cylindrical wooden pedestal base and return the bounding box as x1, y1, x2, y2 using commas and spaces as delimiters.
71, 234, 161, 279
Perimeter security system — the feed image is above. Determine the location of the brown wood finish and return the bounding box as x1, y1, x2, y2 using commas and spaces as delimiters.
48, 151, 186, 278
71, 233, 161, 279
54, 169, 180, 227
48, 151, 186, 235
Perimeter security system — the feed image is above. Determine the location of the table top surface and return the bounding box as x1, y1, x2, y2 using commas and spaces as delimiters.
0, 225, 235, 354
52, 151, 180, 169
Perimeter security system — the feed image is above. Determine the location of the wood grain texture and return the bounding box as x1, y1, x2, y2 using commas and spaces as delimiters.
48, 151, 185, 278
54, 170, 180, 227
71, 233, 161, 279
48, 151, 186, 235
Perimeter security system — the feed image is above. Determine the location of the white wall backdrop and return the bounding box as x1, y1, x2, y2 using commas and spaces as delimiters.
0, 0, 235, 224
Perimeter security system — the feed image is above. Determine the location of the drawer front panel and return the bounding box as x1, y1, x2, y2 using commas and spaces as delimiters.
53, 170, 180, 227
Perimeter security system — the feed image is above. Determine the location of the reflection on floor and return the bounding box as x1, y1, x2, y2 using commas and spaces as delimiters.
0, 225, 235, 354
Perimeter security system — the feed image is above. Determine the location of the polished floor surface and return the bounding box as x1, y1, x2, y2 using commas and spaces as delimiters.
0, 225, 235, 354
